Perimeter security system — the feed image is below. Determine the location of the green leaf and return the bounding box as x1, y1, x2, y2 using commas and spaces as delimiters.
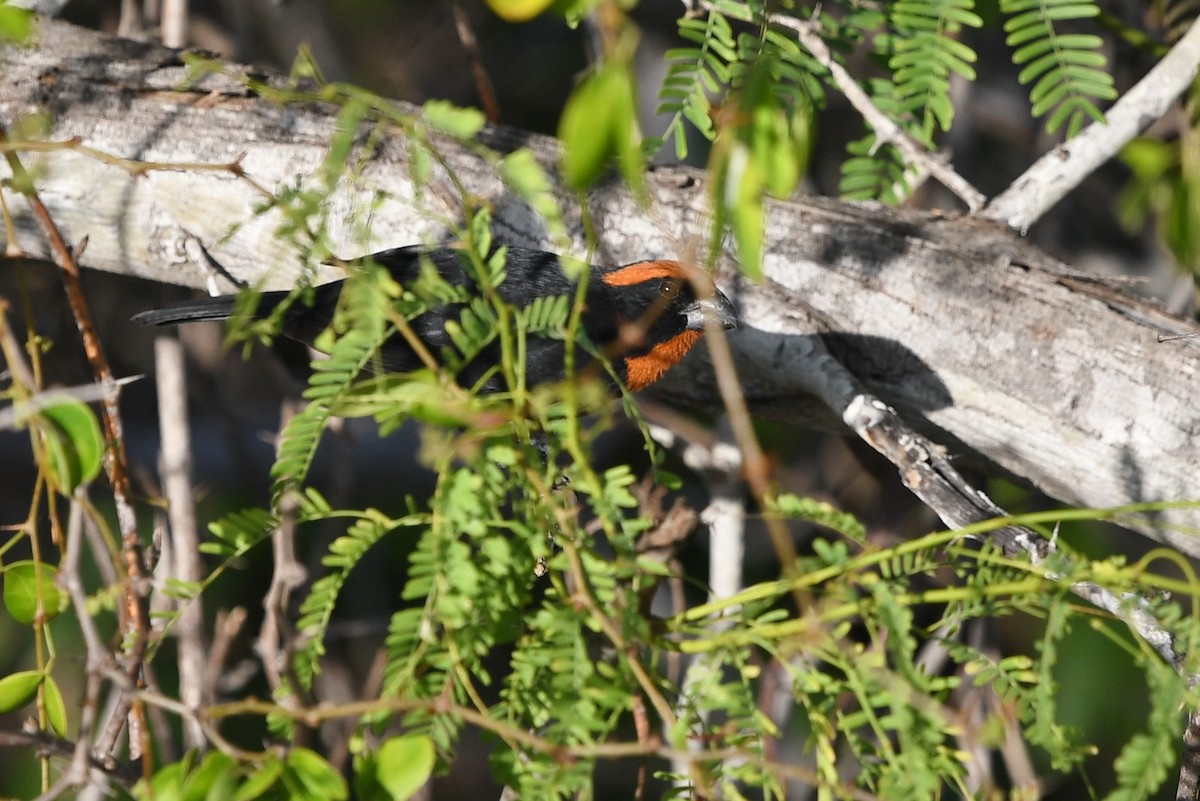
146, 759, 188, 801
485, 0, 555, 22
3, 561, 68, 624
287, 748, 348, 801
408, 140, 432, 188
422, 100, 485, 140
0, 670, 42, 713
325, 98, 369, 185
559, 63, 643, 192
1001, 0, 1111, 137
42, 674, 67, 737
718, 140, 765, 279
233, 757, 283, 801
37, 399, 104, 494
769, 493, 867, 543
375, 735, 436, 800
294, 513, 400, 690
180, 751, 238, 801
0, 4, 35, 44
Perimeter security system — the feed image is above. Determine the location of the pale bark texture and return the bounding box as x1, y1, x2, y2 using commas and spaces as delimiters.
2, 19, 1198, 553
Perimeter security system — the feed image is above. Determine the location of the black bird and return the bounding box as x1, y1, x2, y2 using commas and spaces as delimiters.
132, 245, 738, 392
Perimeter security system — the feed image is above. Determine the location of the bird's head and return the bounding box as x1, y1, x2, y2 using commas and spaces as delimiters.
596, 260, 738, 391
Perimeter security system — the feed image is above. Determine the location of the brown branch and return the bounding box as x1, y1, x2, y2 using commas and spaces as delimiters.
0, 728, 135, 784
449, 0, 501, 124
0, 123, 150, 762
258, 400, 308, 715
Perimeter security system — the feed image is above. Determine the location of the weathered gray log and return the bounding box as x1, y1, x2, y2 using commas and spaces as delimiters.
2, 18, 1198, 553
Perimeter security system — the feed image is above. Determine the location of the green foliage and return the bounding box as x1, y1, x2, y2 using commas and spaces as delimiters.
658, 3, 818, 271
1119, 136, 1200, 274
270, 264, 399, 506
2, 561, 68, 625
27, 399, 104, 495
559, 59, 645, 194
132, 748, 347, 801
657, 11, 736, 159
660, 525, 1200, 798
768, 491, 867, 543
293, 510, 421, 691
888, 0, 983, 140
0, 670, 43, 713
710, 47, 815, 275
1106, 657, 1182, 801
371, 735, 437, 801
0, 2, 34, 45
484, 0, 557, 23
1002, 0, 1116, 137
498, 149, 569, 250
661, 0, 1115, 205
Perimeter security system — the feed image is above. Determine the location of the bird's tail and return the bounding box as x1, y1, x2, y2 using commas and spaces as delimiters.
131, 291, 288, 326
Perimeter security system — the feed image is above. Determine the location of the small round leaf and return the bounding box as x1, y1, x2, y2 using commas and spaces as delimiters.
233, 757, 283, 801
3, 561, 69, 624
287, 748, 348, 801
37, 399, 104, 494
375, 735, 436, 801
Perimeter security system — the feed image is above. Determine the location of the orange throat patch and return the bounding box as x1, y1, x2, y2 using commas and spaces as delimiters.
622, 330, 702, 391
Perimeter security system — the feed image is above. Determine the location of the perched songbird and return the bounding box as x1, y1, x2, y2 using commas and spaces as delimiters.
132, 245, 738, 393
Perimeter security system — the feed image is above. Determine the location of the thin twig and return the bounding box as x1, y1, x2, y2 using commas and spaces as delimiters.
154, 335, 207, 749
0, 137, 272, 197
0, 730, 137, 787
42, 494, 126, 800
258, 400, 308, 707
205, 606, 250, 703
99, 667, 255, 761
0, 375, 141, 431
693, 275, 802, 598
647, 419, 747, 785
449, 0, 501, 124
771, 13, 986, 212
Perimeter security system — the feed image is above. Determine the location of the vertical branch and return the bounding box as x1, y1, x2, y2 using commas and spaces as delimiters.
449, 0, 501, 124
161, 0, 188, 48
118, 0, 144, 39
259, 400, 308, 712
702, 420, 744, 606
654, 419, 745, 786
55, 495, 118, 797
0, 126, 151, 758
154, 335, 207, 750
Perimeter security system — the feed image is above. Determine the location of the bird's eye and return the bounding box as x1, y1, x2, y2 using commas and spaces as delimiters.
659, 280, 681, 299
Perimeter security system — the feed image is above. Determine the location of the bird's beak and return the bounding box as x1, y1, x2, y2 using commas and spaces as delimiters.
684, 290, 739, 332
